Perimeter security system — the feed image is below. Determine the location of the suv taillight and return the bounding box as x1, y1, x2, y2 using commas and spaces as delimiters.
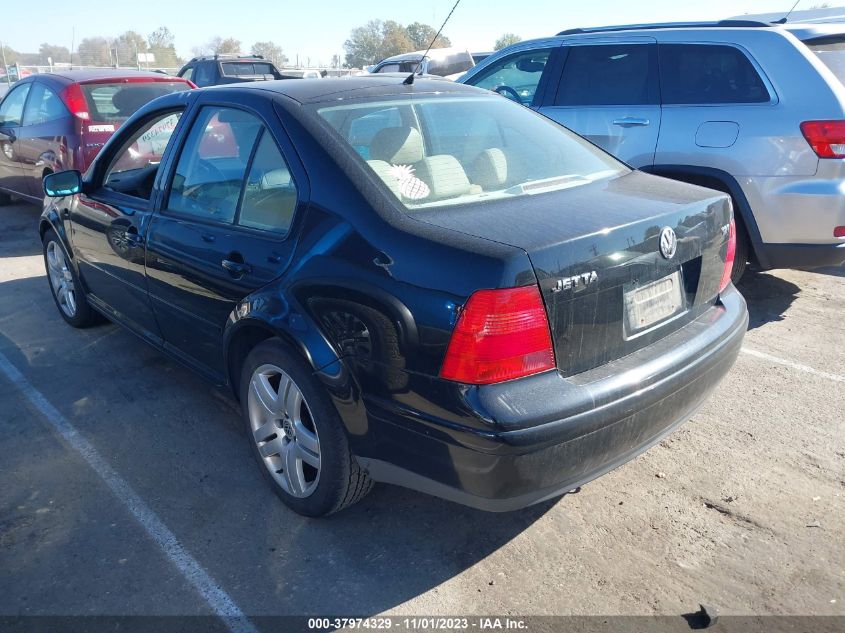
801, 120, 845, 158
440, 285, 555, 385
719, 218, 736, 293
60, 84, 90, 121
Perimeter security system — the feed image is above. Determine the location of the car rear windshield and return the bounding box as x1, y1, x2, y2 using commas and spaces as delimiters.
805, 38, 845, 85
221, 62, 277, 77
316, 96, 626, 210
427, 52, 474, 76
80, 81, 189, 123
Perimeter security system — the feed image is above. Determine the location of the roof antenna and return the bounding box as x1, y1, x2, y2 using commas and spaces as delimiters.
773, 0, 801, 24
404, 0, 463, 85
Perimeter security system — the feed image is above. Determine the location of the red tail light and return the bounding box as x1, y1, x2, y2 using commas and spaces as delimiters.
801, 120, 845, 158
60, 84, 90, 121
835, 226, 845, 238
440, 285, 555, 384
719, 218, 736, 293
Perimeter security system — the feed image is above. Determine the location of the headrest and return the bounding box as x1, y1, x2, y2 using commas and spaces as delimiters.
370, 126, 424, 164
471, 148, 508, 190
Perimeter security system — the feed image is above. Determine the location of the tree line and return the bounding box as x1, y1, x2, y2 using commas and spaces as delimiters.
3, 21, 522, 72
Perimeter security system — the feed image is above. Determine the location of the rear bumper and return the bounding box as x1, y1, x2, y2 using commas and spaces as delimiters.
361, 286, 748, 511
755, 242, 845, 271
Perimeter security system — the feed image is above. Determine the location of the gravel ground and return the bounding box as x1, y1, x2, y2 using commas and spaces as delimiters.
0, 200, 842, 624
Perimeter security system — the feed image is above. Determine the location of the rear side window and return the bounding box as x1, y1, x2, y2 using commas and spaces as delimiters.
806, 38, 845, 87
168, 106, 262, 223
659, 44, 770, 104
0, 83, 31, 126
556, 44, 658, 106
22, 83, 68, 125
81, 81, 190, 123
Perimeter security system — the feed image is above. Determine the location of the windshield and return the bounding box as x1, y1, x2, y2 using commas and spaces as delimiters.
81, 81, 190, 124
316, 96, 626, 210
806, 38, 845, 85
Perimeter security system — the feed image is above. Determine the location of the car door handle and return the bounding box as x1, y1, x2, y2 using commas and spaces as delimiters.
612, 117, 650, 128
221, 258, 252, 276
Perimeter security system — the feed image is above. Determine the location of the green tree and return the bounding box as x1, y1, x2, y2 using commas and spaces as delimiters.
494, 33, 522, 51
38, 43, 71, 65
344, 20, 384, 68
114, 30, 148, 66
193, 36, 242, 57
251, 41, 288, 67
148, 27, 180, 68
77, 37, 112, 66
381, 20, 414, 58
406, 22, 451, 50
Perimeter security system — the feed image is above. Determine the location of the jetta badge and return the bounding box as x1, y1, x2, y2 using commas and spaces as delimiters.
551, 271, 598, 293
659, 226, 677, 260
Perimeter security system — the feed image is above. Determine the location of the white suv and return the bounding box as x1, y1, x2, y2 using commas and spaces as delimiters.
459, 20, 845, 280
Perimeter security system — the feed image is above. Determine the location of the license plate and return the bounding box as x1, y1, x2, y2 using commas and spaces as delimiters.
624, 271, 684, 336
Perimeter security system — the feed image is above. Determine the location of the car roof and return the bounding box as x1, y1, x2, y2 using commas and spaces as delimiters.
378, 47, 471, 63
784, 22, 845, 42
213, 76, 484, 104
38, 69, 187, 83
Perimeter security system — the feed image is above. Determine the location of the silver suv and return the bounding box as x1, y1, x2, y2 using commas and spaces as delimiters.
459, 20, 845, 280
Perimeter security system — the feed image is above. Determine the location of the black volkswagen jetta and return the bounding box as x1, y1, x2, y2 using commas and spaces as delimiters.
39, 78, 748, 517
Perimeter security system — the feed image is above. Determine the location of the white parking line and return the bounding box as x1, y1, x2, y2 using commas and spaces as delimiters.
0, 352, 258, 633
741, 347, 845, 383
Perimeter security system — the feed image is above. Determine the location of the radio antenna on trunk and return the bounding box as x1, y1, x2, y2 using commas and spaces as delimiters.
404, 0, 463, 85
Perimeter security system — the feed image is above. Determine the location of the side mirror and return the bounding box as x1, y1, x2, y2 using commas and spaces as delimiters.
43, 170, 82, 197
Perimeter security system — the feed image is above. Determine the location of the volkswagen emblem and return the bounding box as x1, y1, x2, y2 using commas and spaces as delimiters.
659, 227, 677, 260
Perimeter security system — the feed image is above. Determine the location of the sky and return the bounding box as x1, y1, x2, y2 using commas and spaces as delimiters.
1, 0, 810, 66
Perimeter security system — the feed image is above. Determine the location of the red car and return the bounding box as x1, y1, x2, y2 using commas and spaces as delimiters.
0, 70, 193, 205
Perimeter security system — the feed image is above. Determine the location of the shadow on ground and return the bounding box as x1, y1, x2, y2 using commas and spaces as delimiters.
736, 270, 801, 330
0, 275, 556, 617
0, 202, 43, 258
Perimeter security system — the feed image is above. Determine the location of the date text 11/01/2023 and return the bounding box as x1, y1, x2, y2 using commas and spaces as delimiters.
306, 617, 528, 630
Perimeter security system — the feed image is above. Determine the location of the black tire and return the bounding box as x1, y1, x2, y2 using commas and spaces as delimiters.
239, 338, 373, 517
731, 214, 750, 284
42, 229, 100, 328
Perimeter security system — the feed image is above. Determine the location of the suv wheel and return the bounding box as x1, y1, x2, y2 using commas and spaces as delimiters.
240, 339, 373, 516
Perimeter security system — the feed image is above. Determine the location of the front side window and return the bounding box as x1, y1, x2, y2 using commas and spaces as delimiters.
167, 106, 262, 223
22, 83, 68, 126
193, 64, 214, 87
556, 44, 658, 106
316, 96, 626, 211
659, 44, 770, 104
0, 84, 32, 126
104, 110, 183, 200
467, 48, 552, 106
180, 67, 194, 83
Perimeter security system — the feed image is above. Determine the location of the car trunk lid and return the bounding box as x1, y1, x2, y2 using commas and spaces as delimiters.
414, 171, 732, 377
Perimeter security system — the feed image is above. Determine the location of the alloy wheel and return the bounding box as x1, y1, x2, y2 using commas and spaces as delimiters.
46, 241, 77, 318
247, 364, 321, 498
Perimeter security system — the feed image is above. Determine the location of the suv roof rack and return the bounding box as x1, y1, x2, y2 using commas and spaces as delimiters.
556, 20, 771, 36
187, 53, 266, 62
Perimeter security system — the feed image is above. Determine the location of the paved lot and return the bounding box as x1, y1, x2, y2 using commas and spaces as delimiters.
1, 200, 843, 623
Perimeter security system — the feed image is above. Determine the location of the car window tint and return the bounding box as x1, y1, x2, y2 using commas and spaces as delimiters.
375, 63, 402, 73
659, 44, 770, 104
180, 67, 194, 82
347, 107, 402, 158
426, 51, 474, 76
556, 44, 658, 106
80, 82, 190, 123
239, 130, 297, 234
22, 83, 68, 126
167, 106, 262, 223
194, 64, 214, 87
0, 83, 32, 126
104, 111, 183, 199
468, 48, 552, 106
